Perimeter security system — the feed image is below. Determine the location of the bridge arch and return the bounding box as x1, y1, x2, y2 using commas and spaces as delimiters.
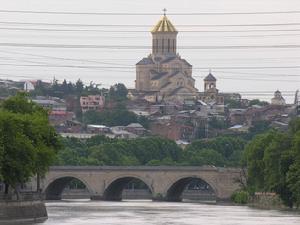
103, 175, 153, 201
164, 175, 217, 202
44, 175, 93, 200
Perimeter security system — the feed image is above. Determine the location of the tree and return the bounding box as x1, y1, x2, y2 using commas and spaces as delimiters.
243, 131, 276, 191
82, 105, 139, 126
185, 136, 246, 166
109, 83, 128, 101
286, 119, 300, 207
0, 94, 61, 193
0, 111, 36, 194
243, 119, 300, 207
249, 99, 269, 107
75, 79, 84, 95
287, 162, 300, 207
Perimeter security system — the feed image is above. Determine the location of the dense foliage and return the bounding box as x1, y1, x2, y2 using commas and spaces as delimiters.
31, 79, 107, 98
248, 99, 269, 107
55, 135, 246, 167
55, 136, 182, 166
82, 104, 149, 128
0, 94, 61, 194
184, 136, 246, 166
243, 118, 300, 208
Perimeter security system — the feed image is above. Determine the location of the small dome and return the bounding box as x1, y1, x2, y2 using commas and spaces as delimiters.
204, 73, 217, 82
151, 16, 178, 33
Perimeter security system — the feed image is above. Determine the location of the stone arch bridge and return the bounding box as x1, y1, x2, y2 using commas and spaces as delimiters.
31, 166, 243, 202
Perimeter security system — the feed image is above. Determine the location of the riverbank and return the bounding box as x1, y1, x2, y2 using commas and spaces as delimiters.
0, 194, 48, 224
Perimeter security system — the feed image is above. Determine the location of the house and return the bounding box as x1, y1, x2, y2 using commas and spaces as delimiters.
245, 105, 287, 125
125, 123, 147, 136
271, 90, 286, 106
80, 95, 105, 112
32, 96, 66, 111
56, 120, 84, 133
109, 126, 138, 139
24, 80, 36, 92
228, 109, 247, 126
150, 110, 207, 141
49, 111, 74, 126
228, 125, 248, 133
87, 124, 110, 134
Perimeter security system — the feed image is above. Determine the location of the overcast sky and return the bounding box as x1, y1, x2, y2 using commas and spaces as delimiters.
0, 0, 299, 102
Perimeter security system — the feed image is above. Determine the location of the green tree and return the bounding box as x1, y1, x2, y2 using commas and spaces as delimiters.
0, 112, 36, 194
0, 94, 61, 193
83, 106, 139, 126
243, 119, 300, 207
109, 83, 128, 101
243, 131, 276, 190
75, 79, 84, 95
249, 99, 269, 106
185, 136, 245, 166
183, 148, 224, 166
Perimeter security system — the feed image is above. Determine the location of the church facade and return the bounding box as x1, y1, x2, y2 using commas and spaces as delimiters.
133, 14, 198, 102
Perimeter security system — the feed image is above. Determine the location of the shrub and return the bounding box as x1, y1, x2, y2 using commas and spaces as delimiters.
231, 191, 249, 204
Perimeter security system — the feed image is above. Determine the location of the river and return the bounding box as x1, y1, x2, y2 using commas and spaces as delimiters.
30, 199, 300, 225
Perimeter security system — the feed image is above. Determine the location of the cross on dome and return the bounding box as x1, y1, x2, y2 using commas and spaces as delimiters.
163, 8, 167, 16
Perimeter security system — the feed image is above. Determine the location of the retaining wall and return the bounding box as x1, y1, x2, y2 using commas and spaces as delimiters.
0, 200, 47, 224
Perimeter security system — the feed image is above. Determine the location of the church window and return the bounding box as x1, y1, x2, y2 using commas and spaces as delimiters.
173, 39, 175, 52
162, 39, 164, 53
153, 39, 155, 53
168, 39, 170, 52
156, 39, 158, 53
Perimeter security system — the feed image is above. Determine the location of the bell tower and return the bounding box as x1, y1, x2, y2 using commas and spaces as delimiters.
151, 9, 178, 58
204, 72, 217, 92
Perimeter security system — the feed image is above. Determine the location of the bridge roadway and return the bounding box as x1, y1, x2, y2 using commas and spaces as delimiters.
30, 166, 243, 202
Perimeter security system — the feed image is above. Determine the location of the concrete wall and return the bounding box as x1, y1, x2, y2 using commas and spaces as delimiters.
0, 200, 47, 223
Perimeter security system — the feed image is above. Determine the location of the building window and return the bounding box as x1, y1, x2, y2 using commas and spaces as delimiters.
168, 39, 170, 52
152, 39, 155, 52
162, 39, 164, 53
173, 39, 176, 52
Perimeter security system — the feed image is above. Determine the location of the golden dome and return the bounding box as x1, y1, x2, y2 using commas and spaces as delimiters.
151, 15, 178, 33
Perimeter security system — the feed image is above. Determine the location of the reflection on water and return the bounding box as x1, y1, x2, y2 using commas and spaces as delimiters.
36, 200, 300, 225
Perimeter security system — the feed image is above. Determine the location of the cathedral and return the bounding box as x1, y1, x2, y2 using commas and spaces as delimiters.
133, 13, 198, 102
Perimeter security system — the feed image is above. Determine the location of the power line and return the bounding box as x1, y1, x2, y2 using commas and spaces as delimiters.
1, 43, 300, 49
0, 49, 131, 66
193, 75, 299, 82
1, 62, 300, 70
2, 50, 300, 62
0, 72, 298, 83
209, 70, 300, 77
3, 32, 300, 38
2, 21, 300, 27
0, 9, 300, 15
1, 50, 300, 77
2, 27, 300, 33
